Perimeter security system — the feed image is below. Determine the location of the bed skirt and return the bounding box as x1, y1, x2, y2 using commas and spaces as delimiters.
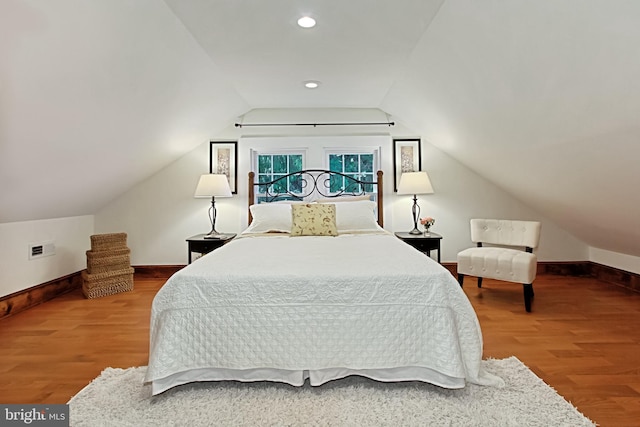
150, 366, 466, 395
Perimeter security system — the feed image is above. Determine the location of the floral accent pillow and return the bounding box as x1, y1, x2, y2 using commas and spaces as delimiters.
291, 204, 338, 236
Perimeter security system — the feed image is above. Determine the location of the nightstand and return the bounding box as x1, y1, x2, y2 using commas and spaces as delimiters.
394, 232, 443, 263
186, 233, 236, 263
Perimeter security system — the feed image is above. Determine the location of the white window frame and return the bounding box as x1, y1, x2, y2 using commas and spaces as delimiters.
251, 148, 307, 200
323, 146, 380, 195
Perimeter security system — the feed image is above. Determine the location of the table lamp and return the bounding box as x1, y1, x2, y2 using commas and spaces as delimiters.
397, 171, 434, 235
194, 174, 232, 238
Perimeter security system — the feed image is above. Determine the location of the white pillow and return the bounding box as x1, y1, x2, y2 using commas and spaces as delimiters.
243, 203, 292, 234
314, 195, 371, 203
323, 200, 381, 232
271, 199, 307, 204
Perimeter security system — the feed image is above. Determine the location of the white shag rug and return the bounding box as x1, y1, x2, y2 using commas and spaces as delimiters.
68, 357, 595, 426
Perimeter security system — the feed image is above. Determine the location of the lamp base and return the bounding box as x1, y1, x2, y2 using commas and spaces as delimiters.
408, 194, 422, 236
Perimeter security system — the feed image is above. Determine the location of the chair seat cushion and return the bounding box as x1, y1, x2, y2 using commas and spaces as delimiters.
457, 247, 537, 284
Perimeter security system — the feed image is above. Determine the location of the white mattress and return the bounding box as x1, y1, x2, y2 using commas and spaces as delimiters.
144, 232, 503, 394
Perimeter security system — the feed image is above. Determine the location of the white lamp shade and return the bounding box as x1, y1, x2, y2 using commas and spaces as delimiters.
397, 171, 434, 195
194, 174, 232, 198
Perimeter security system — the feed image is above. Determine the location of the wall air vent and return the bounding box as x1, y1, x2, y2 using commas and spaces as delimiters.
29, 241, 56, 260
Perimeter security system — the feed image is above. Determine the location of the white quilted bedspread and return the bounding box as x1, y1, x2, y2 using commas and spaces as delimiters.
144, 232, 502, 389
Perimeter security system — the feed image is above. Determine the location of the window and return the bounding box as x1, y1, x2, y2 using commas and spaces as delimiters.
252, 150, 305, 201
325, 148, 379, 194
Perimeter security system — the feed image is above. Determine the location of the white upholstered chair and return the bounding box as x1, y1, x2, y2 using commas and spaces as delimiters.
457, 219, 541, 312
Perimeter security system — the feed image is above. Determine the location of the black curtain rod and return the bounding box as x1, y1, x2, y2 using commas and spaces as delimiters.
234, 121, 395, 128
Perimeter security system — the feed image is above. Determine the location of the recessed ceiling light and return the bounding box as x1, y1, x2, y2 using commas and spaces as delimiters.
297, 16, 316, 28
304, 81, 320, 89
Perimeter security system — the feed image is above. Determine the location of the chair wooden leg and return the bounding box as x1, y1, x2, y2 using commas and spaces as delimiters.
458, 273, 464, 287
478, 277, 483, 288
523, 283, 534, 312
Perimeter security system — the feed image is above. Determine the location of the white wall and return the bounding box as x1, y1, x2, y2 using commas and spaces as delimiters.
2, 109, 632, 299
414, 141, 587, 262
0, 215, 93, 298
589, 248, 640, 275
96, 108, 588, 265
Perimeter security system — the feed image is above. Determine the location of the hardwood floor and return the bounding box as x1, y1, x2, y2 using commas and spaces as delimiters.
1, 272, 639, 426
469, 275, 640, 427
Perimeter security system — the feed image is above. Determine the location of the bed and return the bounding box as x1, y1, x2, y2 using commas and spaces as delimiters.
144, 170, 503, 395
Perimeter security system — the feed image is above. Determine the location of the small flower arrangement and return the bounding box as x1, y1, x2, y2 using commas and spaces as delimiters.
420, 216, 435, 231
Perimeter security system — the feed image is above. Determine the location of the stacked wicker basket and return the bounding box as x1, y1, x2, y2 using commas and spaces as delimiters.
81, 233, 134, 299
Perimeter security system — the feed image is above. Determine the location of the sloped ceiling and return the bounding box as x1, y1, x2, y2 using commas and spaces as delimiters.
2, 1, 640, 257
380, 0, 640, 256
0, 0, 248, 222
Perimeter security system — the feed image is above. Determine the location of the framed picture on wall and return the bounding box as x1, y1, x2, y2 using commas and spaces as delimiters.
210, 141, 238, 194
393, 138, 422, 192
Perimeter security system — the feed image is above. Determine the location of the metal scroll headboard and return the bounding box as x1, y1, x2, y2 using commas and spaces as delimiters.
248, 169, 384, 227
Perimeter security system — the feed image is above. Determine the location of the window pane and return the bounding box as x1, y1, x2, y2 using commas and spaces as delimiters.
273, 155, 287, 173
329, 154, 343, 172
289, 175, 302, 193
360, 154, 373, 172
289, 155, 303, 172
362, 173, 374, 193
360, 173, 374, 182
345, 174, 360, 193
258, 173, 272, 193
258, 174, 272, 183
344, 154, 359, 172
258, 155, 272, 173
273, 174, 287, 193
330, 175, 343, 193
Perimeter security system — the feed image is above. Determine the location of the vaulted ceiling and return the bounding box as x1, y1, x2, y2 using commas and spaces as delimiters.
2, 1, 640, 256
